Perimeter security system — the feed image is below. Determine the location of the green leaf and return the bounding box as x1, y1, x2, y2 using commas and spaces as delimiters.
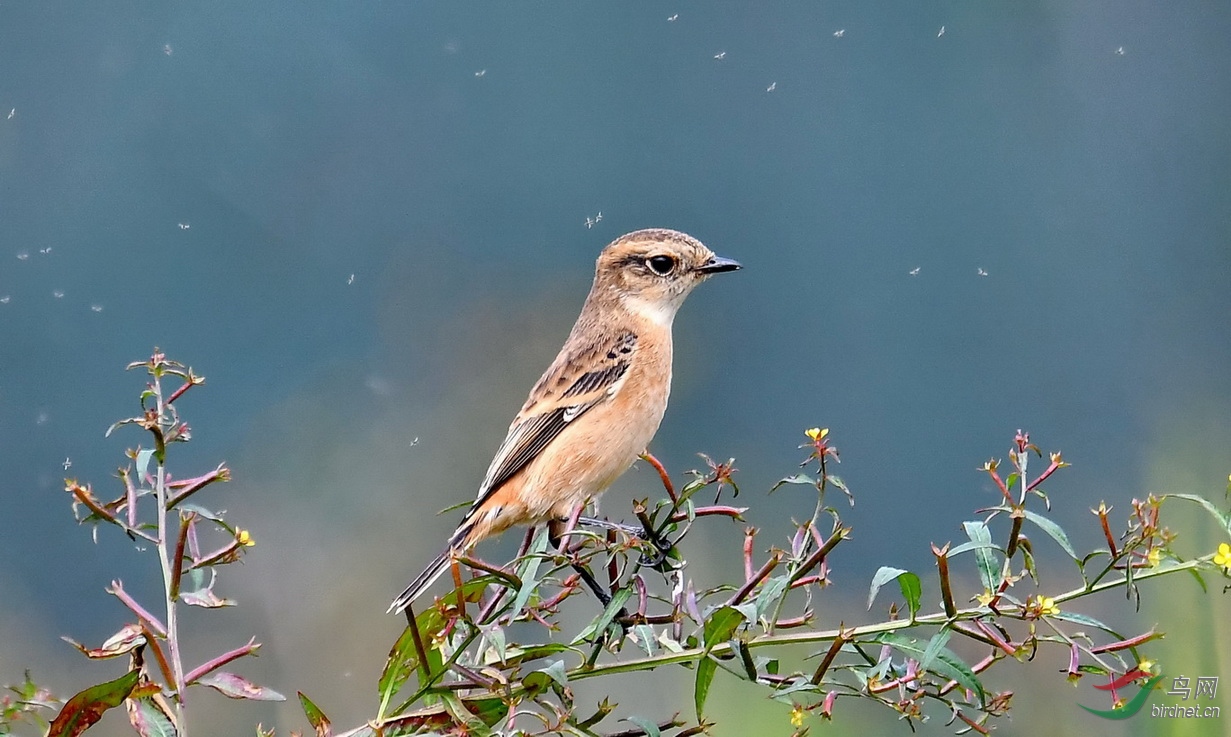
962, 521, 999, 592
731, 601, 759, 623
297, 692, 331, 737
946, 539, 1002, 557
48, 669, 140, 737
378, 623, 425, 704
378, 608, 445, 703
694, 606, 746, 721
390, 627, 483, 716
695, 658, 717, 723
538, 660, 569, 687
125, 697, 177, 737
1049, 610, 1116, 633
456, 696, 509, 727
439, 693, 492, 734
658, 632, 685, 653
874, 632, 985, 705
1020, 540, 1038, 581
623, 716, 661, 737
867, 566, 911, 612
572, 586, 633, 644
135, 448, 155, 482
177, 503, 226, 524
486, 624, 509, 662
509, 530, 551, 614
1166, 493, 1231, 533
197, 672, 285, 701
1021, 510, 1078, 560
631, 624, 657, 657
702, 606, 745, 648
488, 642, 576, 668
522, 661, 568, 697
753, 576, 789, 624
769, 678, 822, 702
734, 640, 758, 680
898, 572, 922, 620
1186, 567, 1208, 594
918, 628, 952, 673
827, 474, 854, 505
770, 473, 817, 493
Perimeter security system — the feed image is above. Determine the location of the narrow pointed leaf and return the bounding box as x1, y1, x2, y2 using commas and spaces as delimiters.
1049, 610, 1115, 633
510, 530, 551, 614
47, 669, 140, 737
867, 566, 907, 611
1021, 510, 1078, 560
897, 572, 922, 620
874, 632, 985, 704
770, 473, 817, 493
962, 521, 998, 591
180, 588, 236, 608
135, 448, 155, 482
62, 623, 146, 659
694, 658, 717, 723
753, 576, 789, 624
378, 577, 489, 699
695, 606, 746, 721
523, 661, 568, 698
298, 692, 332, 737
1166, 493, 1231, 533
702, 606, 745, 648
197, 672, 285, 701
918, 628, 952, 673
571, 587, 633, 644
946, 539, 1002, 557
378, 612, 440, 700
1186, 567, 1208, 594
623, 716, 662, 737
126, 696, 178, 737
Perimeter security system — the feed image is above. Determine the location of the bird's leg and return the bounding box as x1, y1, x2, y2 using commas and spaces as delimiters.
450, 555, 466, 619
576, 516, 640, 537
548, 516, 617, 607
578, 515, 674, 568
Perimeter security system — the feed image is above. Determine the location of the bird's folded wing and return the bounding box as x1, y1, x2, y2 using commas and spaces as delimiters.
464, 330, 639, 514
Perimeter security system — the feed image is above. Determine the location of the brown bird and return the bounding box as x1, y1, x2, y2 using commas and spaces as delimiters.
390, 229, 740, 613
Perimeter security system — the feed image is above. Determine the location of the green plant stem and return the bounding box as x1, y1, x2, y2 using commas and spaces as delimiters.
553, 556, 1211, 686
153, 383, 188, 735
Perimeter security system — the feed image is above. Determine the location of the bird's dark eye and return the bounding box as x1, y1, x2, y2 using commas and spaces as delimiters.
645, 255, 676, 276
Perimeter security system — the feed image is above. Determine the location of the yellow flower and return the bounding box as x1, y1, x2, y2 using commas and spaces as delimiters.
1146, 548, 1161, 568
805, 427, 828, 441
1031, 595, 1059, 616
1214, 542, 1231, 571
1137, 659, 1157, 676
789, 704, 806, 728
236, 528, 255, 547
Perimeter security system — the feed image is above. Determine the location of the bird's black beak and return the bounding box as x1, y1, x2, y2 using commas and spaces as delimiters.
697, 255, 742, 274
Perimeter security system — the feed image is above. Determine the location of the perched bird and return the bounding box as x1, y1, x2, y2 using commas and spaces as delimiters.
390, 229, 740, 613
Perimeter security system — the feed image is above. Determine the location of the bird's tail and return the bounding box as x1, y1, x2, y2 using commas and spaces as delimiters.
388, 522, 476, 615
388, 547, 452, 614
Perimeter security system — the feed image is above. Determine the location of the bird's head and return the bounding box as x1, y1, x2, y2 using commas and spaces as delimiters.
592, 229, 740, 325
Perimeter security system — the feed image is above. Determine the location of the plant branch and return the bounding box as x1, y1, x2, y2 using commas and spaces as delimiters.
547, 556, 1211, 688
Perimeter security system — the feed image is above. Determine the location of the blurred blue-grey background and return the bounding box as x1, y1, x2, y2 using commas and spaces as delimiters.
2, 2, 1229, 735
